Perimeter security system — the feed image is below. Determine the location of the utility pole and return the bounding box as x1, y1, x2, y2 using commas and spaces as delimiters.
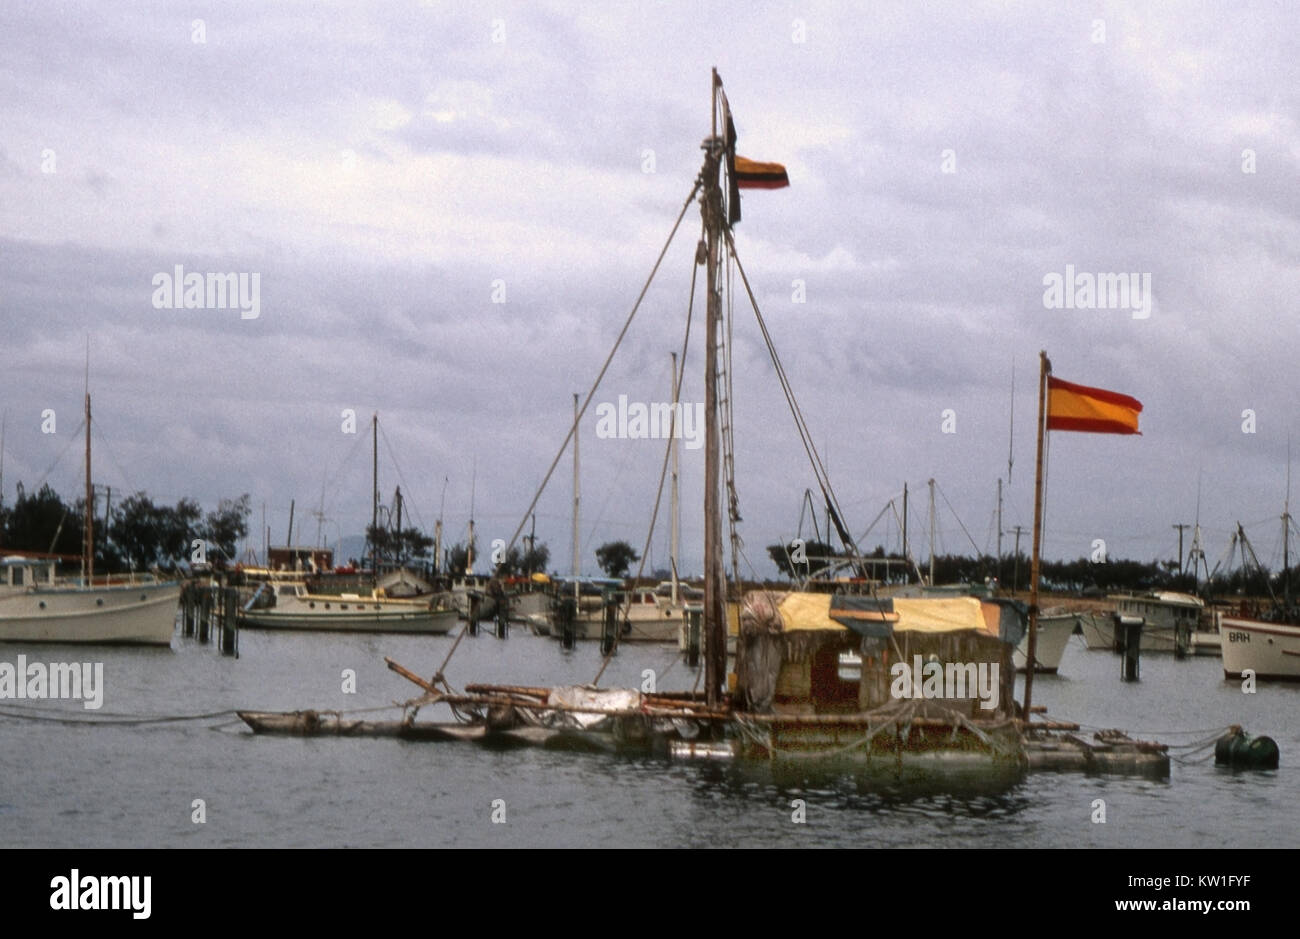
1011, 525, 1026, 593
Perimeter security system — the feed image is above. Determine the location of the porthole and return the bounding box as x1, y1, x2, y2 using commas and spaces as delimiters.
39, 601, 46, 609
96, 598, 104, 606
309, 602, 315, 609
325, 603, 331, 609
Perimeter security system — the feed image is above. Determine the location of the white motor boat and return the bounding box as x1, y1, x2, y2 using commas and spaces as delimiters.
0, 556, 180, 645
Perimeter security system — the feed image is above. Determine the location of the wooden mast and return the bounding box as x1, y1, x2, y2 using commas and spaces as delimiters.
1024, 350, 1049, 717
703, 68, 727, 708
670, 351, 680, 606
84, 389, 93, 584
371, 412, 379, 579
572, 392, 580, 602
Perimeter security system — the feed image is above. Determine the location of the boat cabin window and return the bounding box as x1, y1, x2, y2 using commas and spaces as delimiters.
279, 585, 297, 597
11, 566, 23, 586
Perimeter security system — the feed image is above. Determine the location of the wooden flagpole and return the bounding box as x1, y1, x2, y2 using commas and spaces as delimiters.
1023, 349, 1049, 717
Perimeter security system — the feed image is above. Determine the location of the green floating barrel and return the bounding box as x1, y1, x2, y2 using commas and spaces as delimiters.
1215, 729, 1280, 769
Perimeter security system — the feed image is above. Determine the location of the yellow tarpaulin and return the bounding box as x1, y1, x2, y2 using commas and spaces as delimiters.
772, 592, 999, 636
891, 597, 997, 636
776, 592, 842, 632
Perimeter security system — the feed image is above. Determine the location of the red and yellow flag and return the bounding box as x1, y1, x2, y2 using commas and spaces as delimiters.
1046, 376, 1142, 435
733, 156, 789, 189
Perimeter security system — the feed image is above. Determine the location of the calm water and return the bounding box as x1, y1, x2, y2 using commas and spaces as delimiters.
1, 622, 1296, 848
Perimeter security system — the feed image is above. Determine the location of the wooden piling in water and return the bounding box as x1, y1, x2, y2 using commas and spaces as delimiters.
220, 587, 239, 656
180, 582, 194, 637
198, 586, 212, 642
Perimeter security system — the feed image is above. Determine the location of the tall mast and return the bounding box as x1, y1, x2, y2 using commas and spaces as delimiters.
467, 458, 476, 575
927, 478, 936, 585
435, 476, 447, 576
1023, 350, 1049, 718
902, 482, 909, 583
84, 389, 93, 583
996, 477, 1003, 582
670, 351, 681, 606
1285, 439, 1292, 607
571, 392, 580, 600
371, 412, 378, 578
702, 68, 727, 708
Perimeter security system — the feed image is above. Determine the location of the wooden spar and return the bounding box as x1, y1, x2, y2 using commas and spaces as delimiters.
1024, 350, 1049, 716
571, 392, 579, 601
371, 412, 378, 580
703, 68, 727, 708
670, 351, 680, 607
463, 682, 709, 707
84, 390, 93, 583
385, 657, 442, 696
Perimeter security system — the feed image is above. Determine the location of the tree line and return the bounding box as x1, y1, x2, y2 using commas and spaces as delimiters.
766, 540, 1297, 598
0, 484, 250, 572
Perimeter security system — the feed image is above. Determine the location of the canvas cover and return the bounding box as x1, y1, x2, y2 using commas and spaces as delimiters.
741, 591, 1024, 647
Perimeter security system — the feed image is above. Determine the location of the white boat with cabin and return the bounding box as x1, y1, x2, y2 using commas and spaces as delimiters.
1080, 591, 1211, 655
0, 556, 180, 645
239, 580, 458, 633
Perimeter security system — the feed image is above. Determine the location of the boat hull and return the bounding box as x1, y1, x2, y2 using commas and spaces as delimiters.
0, 582, 181, 645
1014, 613, 1076, 673
1220, 616, 1300, 680
1079, 610, 1208, 654
239, 606, 459, 634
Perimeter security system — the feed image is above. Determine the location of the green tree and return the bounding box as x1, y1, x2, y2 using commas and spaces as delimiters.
4, 484, 81, 556
201, 494, 251, 564
595, 540, 639, 579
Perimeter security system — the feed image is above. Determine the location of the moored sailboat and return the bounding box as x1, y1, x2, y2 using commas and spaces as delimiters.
0, 391, 180, 645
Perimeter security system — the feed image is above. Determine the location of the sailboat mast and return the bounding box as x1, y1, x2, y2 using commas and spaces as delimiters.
1285, 440, 1292, 608
572, 392, 580, 600
702, 69, 727, 708
670, 351, 681, 606
927, 478, 936, 585
996, 477, 1003, 579
1023, 350, 1049, 718
902, 482, 909, 582
84, 390, 93, 583
371, 412, 378, 578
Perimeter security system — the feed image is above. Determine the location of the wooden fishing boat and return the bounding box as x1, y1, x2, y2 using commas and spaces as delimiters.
0, 390, 180, 645
238, 580, 458, 634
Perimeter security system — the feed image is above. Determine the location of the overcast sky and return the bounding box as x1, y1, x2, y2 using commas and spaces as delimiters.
2, 1, 1298, 579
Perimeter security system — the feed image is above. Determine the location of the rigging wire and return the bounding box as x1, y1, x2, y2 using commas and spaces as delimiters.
496, 179, 703, 566
593, 225, 701, 684
724, 229, 860, 567
377, 420, 428, 533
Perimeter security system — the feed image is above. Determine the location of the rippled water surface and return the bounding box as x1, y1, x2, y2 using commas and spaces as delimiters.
1, 625, 1296, 848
